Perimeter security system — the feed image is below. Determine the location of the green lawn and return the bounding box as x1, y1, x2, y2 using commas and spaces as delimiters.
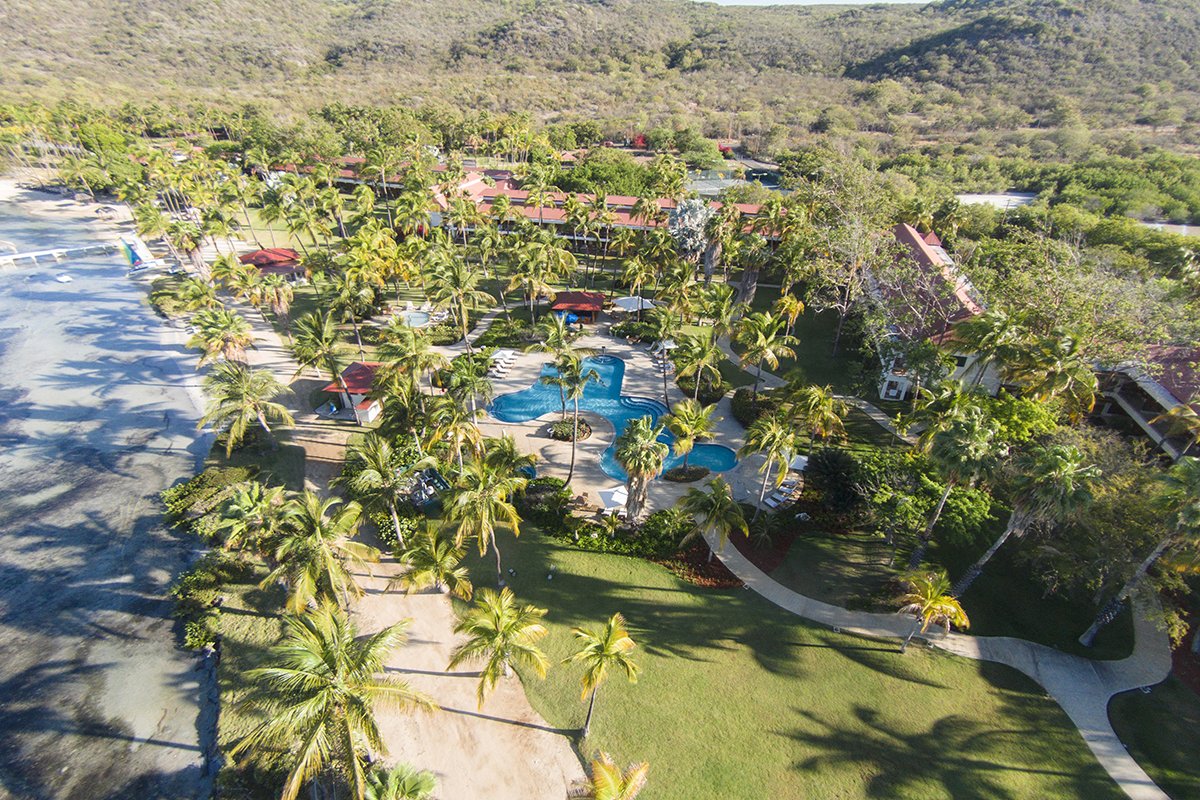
743, 287, 865, 393
460, 530, 1121, 800
214, 568, 290, 799
205, 440, 307, 492
769, 529, 897, 610
1109, 678, 1200, 800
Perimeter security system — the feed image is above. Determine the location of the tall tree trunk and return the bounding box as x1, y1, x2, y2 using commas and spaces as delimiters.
900, 618, 921, 653
952, 512, 1024, 597
1079, 535, 1174, 647
753, 458, 773, 522
582, 686, 599, 737
256, 412, 276, 449
389, 502, 407, 550
493, 538, 504, 586
567, 400, 580, 483
907, 482, 954, 570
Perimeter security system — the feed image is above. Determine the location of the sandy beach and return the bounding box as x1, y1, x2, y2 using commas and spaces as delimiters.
0, 179, 214, 800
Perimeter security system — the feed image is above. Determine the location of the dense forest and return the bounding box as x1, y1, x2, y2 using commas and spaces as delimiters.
3, 0, 1199, 163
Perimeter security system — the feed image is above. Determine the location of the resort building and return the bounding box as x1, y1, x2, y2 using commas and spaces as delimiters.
239, 247, 303, 279
549, 291, 606, 323
322, 361, 384, 423
874, 224, 997, 400
1096, 345, 1200, 461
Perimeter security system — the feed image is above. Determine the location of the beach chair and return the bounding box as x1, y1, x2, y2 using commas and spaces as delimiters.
764, 495, 782, 509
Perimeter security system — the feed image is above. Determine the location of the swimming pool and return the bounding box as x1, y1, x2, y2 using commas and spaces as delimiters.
399, 310, 431, 328
489, 354, 737, 481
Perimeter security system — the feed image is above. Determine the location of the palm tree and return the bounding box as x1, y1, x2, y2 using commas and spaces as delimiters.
907, 408, 1004, 570
1079, 457, 1200, 646
740, 412, 796, 521
559, 358, 602, 483
484, 433, 539, 476
787, 384, 848, 454
1151, 398, 1200, 461
569, 753, 649, 800
364, 764, 437, 800
392, 521, 474, 600
199, 362, 294, 456
677, 477, 748, 559
233, 600, 434, 800
336, 433, 412, 549
447, 587, 550, 707
774, 292, 806, 338
1009, 329, 1098, 421
565, 613, 640, 737
673, 334, 724, 401
214, 481, 290, 557
380, 323, 449, 398
621, 255, 655, 320
265, 492, 380, 612
187, 307, 255, 366
663, 399, 716, 469
614, 416, 670, 521
896, 570, 969, 653
952, 444, 1100, 597
427, 254, 496, 351
445, 455, 527, 585
644, 307, 680, 407
951, 309, 1026, 388
734, 311, 797, 406
427, 394, 483, 472
291, 311, 358, 423
332, 275, 377, 360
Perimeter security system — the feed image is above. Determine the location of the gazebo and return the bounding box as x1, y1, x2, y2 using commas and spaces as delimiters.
550, 291, 605, 323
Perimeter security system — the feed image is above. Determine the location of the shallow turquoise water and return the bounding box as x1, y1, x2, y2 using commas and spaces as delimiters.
489, 354, 737, 481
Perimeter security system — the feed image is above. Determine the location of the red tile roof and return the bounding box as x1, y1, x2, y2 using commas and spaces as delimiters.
890, 223, 985, 332
239, 248, 299, 267
551, 291, 605, 313
322, 361, 383, 395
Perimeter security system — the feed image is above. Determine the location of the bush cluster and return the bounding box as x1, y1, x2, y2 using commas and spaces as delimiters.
426, 324, 463, 345
663, 464, 710, 483
475, 318, 542, 348
161, 466, 257, 528
611, 320, 656, 341
368, 503, 424, 550
549, 418, 592, 441
730, 387, 780, 427
675, 376, 732, 405
170, 552, 252, 650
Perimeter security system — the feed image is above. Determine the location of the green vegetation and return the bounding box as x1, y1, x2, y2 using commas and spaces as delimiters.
1109, 678, 1200, 800
459, 530, 1123, 800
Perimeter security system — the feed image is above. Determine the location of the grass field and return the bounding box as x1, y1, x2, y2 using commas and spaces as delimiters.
459, 530, 1121, 800
1109, 678, 1200, 800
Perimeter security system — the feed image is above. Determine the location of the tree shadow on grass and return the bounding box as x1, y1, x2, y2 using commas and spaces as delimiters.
786, 702, 1120, 799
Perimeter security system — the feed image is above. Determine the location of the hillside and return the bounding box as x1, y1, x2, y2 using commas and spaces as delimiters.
2, 0, 1199, 147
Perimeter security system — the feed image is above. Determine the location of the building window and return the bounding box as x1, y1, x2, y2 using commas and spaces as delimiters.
954, 355, 969, 369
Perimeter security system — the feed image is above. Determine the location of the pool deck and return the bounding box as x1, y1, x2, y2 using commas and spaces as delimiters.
454, 327, 778, 517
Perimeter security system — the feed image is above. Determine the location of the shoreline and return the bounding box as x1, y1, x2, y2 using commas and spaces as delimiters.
0, 176, 219, 799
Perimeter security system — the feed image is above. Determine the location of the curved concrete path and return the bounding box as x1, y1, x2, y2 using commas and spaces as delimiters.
705, 532, 1173, 800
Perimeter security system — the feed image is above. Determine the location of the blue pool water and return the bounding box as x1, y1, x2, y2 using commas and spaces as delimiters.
489, 354, 738, 481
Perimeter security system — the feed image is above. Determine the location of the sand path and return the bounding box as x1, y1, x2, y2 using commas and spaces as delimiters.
222, 281, 587, 799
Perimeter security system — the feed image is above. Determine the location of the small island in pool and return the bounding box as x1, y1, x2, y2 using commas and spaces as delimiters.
489, 354, 737, 481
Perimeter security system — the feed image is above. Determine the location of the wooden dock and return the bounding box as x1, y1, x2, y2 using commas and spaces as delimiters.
0, 242, 120, 269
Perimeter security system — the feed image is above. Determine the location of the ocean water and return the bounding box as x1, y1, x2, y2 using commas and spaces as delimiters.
0, 203, 212, 797
490, 354, 738, 481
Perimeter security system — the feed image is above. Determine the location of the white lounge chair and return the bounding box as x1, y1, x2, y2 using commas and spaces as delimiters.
764, 495, 782, 509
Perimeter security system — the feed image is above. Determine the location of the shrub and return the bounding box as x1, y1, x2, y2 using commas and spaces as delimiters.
550, 418, 592, 441
475, 318, 541, 348
663, 464, 710, 482
426, 324, 462, 345
675, 375, 732, 405
611, 320, 656, 341
161, 466, 257, 523
731, 386, 780, 428
516, 477, 573, 533
806, 447, 863, 515
170, 552, 250, 650
368, 503, 425, 550
543, 507, 693, 559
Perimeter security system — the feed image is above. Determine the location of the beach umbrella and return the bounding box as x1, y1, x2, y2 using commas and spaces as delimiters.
599, 485, 629, 510
613, 296, 655, 312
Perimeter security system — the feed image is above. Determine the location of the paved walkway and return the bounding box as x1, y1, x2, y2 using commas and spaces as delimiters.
705, 532, 1173, 800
